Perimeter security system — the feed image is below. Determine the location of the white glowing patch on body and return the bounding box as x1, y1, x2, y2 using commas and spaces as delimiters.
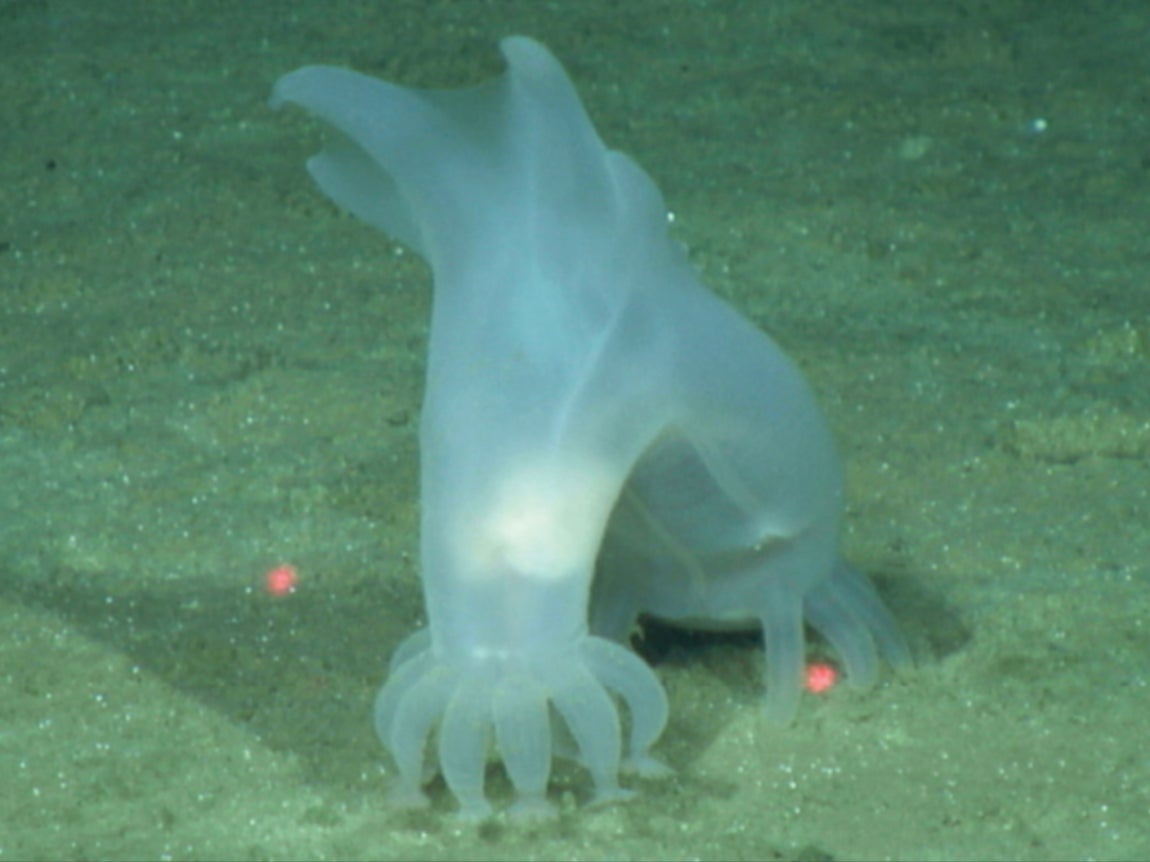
464, 457, 618, 581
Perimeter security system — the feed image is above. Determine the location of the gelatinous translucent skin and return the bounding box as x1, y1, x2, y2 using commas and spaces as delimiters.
272, 36, 909, 817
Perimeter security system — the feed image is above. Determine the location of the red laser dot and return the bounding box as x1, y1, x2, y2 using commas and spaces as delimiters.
264, 564, 299, 597
804, 662, 838, 694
